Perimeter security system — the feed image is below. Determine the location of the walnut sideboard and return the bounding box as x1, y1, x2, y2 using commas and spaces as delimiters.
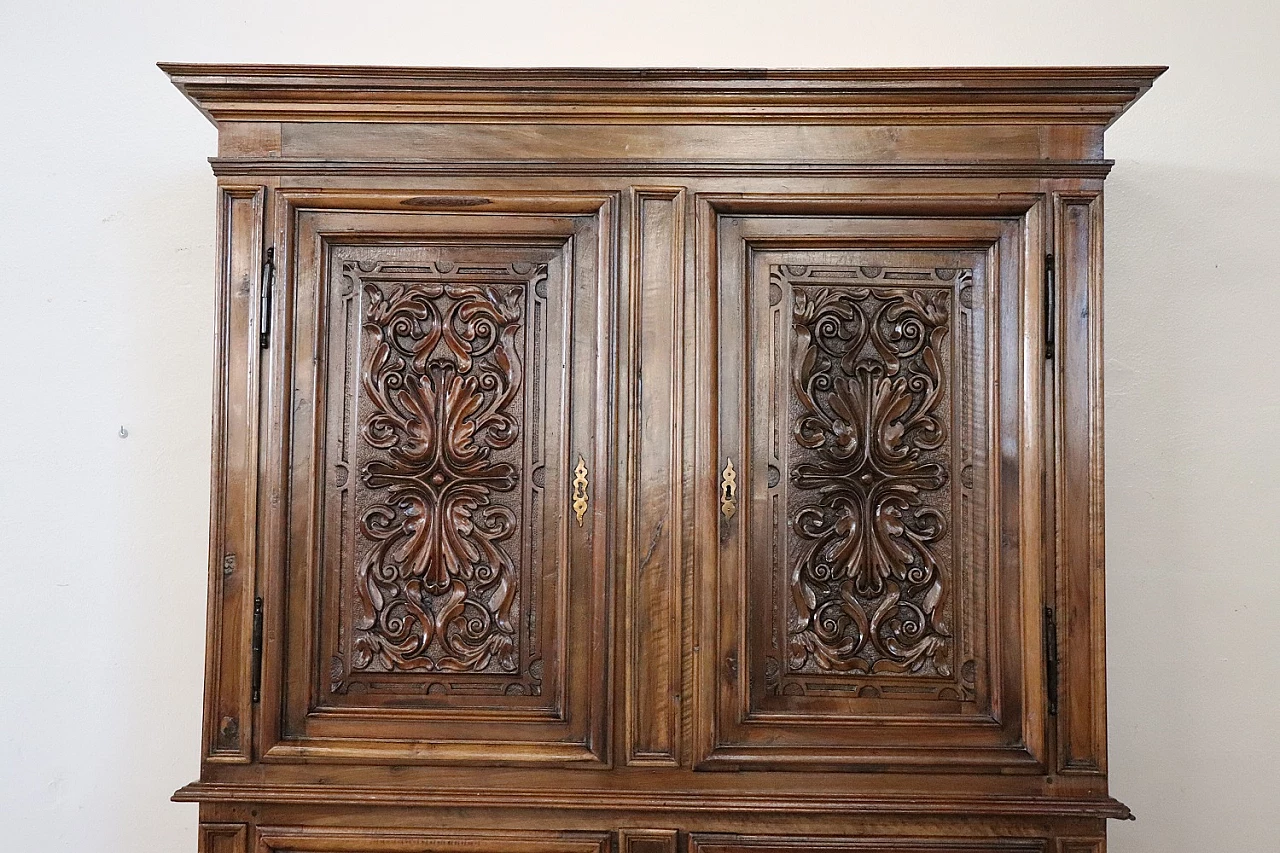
164, 64, 1163, 853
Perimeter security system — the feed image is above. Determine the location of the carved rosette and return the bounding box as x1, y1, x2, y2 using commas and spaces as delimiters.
344, 264, 536, 681
784, 275, 955, 680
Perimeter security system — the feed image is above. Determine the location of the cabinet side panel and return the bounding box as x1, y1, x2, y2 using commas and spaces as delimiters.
626, 189, 686, 765
204, 186, 264, 763
1055, 192, 1107, 775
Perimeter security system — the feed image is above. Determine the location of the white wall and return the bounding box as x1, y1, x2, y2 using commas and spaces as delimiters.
1, 2, 1275, 850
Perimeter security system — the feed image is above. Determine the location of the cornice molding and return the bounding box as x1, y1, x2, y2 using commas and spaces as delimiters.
206, 157, 1116, 178
161, 64, 1165, 127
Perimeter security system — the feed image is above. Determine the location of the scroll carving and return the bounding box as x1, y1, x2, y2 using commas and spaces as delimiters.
347, 263, 538, 679
785, 279, 955, 678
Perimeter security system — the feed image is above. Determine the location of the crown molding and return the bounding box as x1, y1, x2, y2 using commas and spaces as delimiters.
206, 157, 1116, 178
161, 64, 1165, 127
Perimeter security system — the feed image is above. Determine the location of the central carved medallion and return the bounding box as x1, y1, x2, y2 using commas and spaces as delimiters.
352, 276, 526, 676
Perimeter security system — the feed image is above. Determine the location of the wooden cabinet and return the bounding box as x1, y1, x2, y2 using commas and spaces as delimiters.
166, 64, 1162, 853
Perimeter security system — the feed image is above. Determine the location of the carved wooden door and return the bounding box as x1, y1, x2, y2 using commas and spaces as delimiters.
261, 191, 614, 765
697, 198, 1051, 772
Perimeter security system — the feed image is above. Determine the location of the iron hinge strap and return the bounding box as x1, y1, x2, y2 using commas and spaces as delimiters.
1045, 253, 1056, 360
250, 596, 264, 704
259, 246, 275, 350
1044, 605, 1059, 716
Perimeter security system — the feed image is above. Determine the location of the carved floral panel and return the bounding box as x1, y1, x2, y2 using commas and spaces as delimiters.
760, 264, 983, 704
787, 280, 952, 676
329, 257, 550, 698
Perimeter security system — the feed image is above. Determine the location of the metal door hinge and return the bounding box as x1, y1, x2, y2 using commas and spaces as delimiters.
251, 596, 264, 704
1044, 606, 1059, 716
259, 247, 275, 350
1044, 253, 1056, 360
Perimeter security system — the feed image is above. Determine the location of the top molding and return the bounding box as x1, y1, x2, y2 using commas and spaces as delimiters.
161, 64, 1165, 127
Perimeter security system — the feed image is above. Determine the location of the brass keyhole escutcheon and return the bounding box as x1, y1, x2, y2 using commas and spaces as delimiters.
720, 457, 737, 519
571, 457, 589, 527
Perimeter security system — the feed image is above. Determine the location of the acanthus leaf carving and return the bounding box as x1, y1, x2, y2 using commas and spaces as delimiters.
785, 278, 955, 680
349, 268, 536, 678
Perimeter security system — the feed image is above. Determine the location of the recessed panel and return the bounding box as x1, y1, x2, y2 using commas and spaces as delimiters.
256, 827, 612, 853
690, 835, 1047, 853
771, 263, 977, 701
325, 250, 552, 707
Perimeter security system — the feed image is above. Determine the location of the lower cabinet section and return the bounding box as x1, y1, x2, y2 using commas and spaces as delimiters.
701, 837, 1104, 853
200, 827, 1103, 853
245, 829, 612, 853
690, 835, 1076, 853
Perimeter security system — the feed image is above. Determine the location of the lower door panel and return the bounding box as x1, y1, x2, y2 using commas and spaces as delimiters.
689, 835, 1051, 853
253, 828, 612, 853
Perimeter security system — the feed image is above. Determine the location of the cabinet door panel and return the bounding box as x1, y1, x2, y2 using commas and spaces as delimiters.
255, 828, 611, 853
689, 836, 1048, 853
264, 191, 614, 765
696, 198, 1048, 772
